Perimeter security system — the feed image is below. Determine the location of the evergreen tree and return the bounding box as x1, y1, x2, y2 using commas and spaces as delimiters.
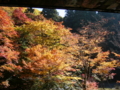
41, 8, 62, 22
97, 11, 120, 53
63, 10, 75, 31
98, 11, 120, 27
63, 10, 100, 33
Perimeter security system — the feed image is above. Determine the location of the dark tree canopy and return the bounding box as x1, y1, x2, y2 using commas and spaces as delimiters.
41, 8, 63, 22
63, 10, 100, 33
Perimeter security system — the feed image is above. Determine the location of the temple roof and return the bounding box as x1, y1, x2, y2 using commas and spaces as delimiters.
1, 0, 120, 13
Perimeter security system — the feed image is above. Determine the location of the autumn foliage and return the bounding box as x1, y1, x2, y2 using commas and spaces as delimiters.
12, 8, 32, 25
74, 21, 118, 90
0, 8, 20, 88
0, 7, 120, 90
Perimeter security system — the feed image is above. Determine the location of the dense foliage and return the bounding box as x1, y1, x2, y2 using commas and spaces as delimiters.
0, 7, 120, 90
63, 10, 100, 33
41, 8, 63, 22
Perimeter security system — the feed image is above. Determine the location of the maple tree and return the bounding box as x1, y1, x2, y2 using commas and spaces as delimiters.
0, 8, 21, 88
73, 20, 118, 90
12, 7, 32, 25
19, 45, 81, 89
16, 20, 79, 50
0, 7, 19, 16
15, 19, 80, 89
26, 13, 46, 21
